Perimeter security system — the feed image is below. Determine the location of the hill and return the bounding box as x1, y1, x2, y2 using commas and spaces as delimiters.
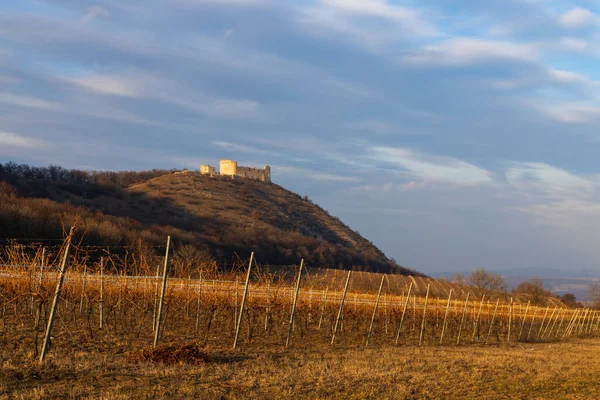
0, 162, 418, 275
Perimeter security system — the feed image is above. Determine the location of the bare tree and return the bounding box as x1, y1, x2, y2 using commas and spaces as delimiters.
453, 272, 466, 285
468, 268, 506, 299
173, 244, 213, 278
513, 277, 551, 306
589, 283, 600, 309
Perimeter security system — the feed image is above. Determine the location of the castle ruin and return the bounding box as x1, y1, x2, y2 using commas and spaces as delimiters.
200, 159, 271, 183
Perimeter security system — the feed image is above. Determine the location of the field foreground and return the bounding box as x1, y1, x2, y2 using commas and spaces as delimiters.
3, 339, 600, 399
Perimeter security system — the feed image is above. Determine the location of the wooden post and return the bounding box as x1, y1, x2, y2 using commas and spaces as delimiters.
152, 261, 161, 332
537, 306, 550, 340
527, 307, 537, 341
331, 270, 352, 345
38, 247, 46, 290
563, 309, 579, 338
577, 308, 589, 335
265, 279, 271, 331
233, 252, 254, 349
195, 271, 203, 333
99, 257, 104, 330
456, 293, 470, 345
153, 236, 171, 348
395, 282, 413, 345
472, 295, 486, 341
507, 298, 513, 342
485, 299, 500, 344
79, 264, 87, 315
39, 227, 74, 365
587, 310, 597, 333
518, 301, 530, 341
318, 287, 328, 330
366, 275, 385, 346
419, 284, 430, 346
234, 278, 239, 332
439, 289, 453, 345
541, 307, 557, 339
286, 260, 304, 348
548, 307, 563, 338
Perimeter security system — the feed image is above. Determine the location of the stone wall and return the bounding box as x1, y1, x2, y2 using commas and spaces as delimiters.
201, 159, 271, 183
200, 165, 216, 175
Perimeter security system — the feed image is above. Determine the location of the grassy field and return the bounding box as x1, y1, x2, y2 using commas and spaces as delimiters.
3, 337, 600, 399
1, 243, 598, 399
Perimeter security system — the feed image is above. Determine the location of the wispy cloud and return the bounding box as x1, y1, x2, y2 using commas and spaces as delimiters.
299, 0, 439, 49
559, 8, 596, 29
368, 146, 494, 186
506, 162, 594, 200
275, 165, 361, 182
0, 92, 63, 111
65, 74, 139, 97
0, 131, 47, 148
403, 38, 537, 66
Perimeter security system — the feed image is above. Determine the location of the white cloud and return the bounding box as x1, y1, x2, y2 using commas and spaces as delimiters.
557, 37, 589, 51
275, 165, 361, 182
559, 8, 595, 29
179, 0, 266, 6
0, 131, 47, 148
402, 38, 537, 66
65, 75, 139, 97
0, 92, 64, 111
537, 102, 600, 123
546, 68, 588, 85
299, 0, 439, 49
320, 0, 438, 36
506, 162, 594, 200
369, 146, 493, 186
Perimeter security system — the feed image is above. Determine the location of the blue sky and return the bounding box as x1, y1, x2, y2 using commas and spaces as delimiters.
2, 0, 600, 274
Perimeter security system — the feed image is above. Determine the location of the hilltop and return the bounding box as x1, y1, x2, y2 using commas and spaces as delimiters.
0, 162, 418, 275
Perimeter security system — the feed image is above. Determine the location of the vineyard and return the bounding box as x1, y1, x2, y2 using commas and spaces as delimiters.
1, 235, 598, 368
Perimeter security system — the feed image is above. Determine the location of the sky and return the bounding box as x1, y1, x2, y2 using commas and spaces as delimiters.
1, 0, 600, 275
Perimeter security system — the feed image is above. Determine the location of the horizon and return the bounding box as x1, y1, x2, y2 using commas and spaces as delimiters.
2, 0, 600, 276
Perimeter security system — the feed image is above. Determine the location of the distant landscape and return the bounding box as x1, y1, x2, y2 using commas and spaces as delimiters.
2, 162, 600, 399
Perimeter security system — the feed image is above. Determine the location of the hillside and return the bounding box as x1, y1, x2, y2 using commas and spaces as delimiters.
0, 163, 418, 275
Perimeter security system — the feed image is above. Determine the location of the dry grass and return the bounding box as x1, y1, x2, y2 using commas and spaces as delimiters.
2, 337, 600, 399
1, 244, 598, 399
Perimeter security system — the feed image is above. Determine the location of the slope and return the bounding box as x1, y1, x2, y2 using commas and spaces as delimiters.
0, 164, 419, 275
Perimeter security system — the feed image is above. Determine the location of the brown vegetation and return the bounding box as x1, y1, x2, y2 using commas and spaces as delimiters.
0, 240, 598, 399
0, 162, 412, 274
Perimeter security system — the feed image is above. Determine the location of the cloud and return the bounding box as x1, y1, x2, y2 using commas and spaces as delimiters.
536, 102, 600, 123
65, 74, 139, 97
298, 0, 439, 49
275, 165, 361, 182
178, 0, 267, 6
0, 92, 64, 111
402, 38, 537, 66
368, 146, 494, 186
0, 131, 47, 148
320, 0, 438, 36
546, 68, 588, 85
506, 162, 594, 200
559, 8, 595, 29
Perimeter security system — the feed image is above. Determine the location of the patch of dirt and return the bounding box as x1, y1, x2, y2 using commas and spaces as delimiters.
128, 343, 212, 365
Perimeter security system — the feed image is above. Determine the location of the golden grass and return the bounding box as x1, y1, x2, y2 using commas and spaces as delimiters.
2, 338, 600, 399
